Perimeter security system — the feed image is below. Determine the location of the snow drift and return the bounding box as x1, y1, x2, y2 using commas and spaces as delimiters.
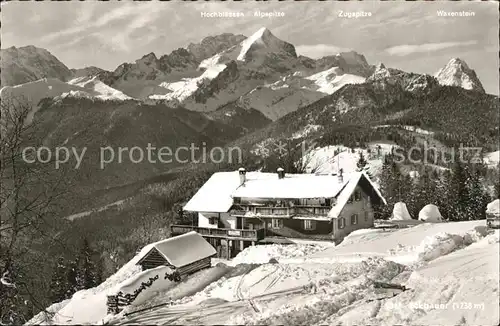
418, 204, 443, 222
391, 202, 412, 220
28, 221, 498, 326
486, 199, 500, 215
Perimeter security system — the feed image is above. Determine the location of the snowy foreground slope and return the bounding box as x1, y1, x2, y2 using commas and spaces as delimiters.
28, 221, 499, 326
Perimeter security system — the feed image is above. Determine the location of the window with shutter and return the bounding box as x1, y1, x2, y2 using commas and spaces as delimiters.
338, 217, 345, 229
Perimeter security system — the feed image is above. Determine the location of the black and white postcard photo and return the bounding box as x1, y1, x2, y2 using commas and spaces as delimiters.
1, 1, 499, 325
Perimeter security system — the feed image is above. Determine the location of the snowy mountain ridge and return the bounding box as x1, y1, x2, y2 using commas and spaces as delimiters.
2, 30, 489, 123
305, 68, 366, 94
198, 27, 297, 68
237, 27, 297, 61
434, 57, 485, 93
67, 76, 132, 100
167, 28, 376, 120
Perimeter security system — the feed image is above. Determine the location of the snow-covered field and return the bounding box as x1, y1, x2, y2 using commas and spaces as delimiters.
151, 63, 226, 102
302, 143, 397, 182
27, 220, 499, 326
484, 150, 500, 167
305, 67, 366, 94
373, 125, 435, 136
67, 76, 132, 101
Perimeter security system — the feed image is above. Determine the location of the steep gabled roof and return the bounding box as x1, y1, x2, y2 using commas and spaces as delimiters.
136, 232, 216, 268
328, 171, 386, 219
182, 170, 386, 219
182, 171, 242, 213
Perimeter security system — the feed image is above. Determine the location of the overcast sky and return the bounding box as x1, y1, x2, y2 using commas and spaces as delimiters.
1, 1, 498, 94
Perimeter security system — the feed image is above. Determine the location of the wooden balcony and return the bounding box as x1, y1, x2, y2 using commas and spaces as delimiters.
171, 225, 265, 241
231, 205, 331, 218
254, 206, 293, 217
293, 206, 331, 216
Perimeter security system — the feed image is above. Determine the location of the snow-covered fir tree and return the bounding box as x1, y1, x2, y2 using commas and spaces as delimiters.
76, 238, 102, 290
464, 165, 489, 220
49, 257, 68, 303
356, 151, 368, 171
66, 259, 79, 297
378, 154, 412, 218
448, 160, 469, 221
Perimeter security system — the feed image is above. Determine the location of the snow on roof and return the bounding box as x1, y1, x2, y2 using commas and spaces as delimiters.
183, 171, 241, 212
329, 171, 386, 219
486, 199, 500, 215
232, 172, 348, 199
391, 202, 412, 221
138, 232, 216, 268
328, 174, 359, 219
418, 204, 443, 222
364, 171, 387, 205
184, 170, 386, 218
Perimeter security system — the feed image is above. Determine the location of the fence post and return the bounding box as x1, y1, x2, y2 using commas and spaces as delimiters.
106, 295, 119, 315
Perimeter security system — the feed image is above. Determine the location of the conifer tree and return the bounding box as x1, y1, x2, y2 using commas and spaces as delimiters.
448, 160, 469, 221
66, 258, 79, 298
378, 154, 410, 218
402, 173, 419, 218
49, 257, 68, 303
436, 169, 452, 220
76, 238, 101, 290
356, 151, 368, 171
378, 155, 395, 218
465, 165, 489, 220
414, 168, 438, 209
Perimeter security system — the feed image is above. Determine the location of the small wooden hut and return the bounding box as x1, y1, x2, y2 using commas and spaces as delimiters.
136, 231, 216, 277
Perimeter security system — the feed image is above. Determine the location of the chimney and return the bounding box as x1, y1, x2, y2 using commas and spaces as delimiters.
238, 167, 246, 186
277, 167, 285, 179
338, 168, 343, 183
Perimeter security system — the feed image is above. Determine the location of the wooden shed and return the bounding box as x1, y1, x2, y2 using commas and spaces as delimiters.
136, 231, 217, 277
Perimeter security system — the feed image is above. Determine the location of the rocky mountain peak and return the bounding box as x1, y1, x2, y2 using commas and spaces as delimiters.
237, 27, 297, 61
335, 51, 370, 68
70, 66, 107, 79
187, 33, 246, 62
1, 45, 73, 86
434, 58, 485, 93
368, 62, 392, 80
314, 51, 373, 77
137, 52, 159, 65
448, 57, 469, 68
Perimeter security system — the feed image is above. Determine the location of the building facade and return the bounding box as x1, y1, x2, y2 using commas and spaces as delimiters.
172, 168, 386, 258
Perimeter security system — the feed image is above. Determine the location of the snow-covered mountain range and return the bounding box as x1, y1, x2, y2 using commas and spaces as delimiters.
0, 28, 489, 122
